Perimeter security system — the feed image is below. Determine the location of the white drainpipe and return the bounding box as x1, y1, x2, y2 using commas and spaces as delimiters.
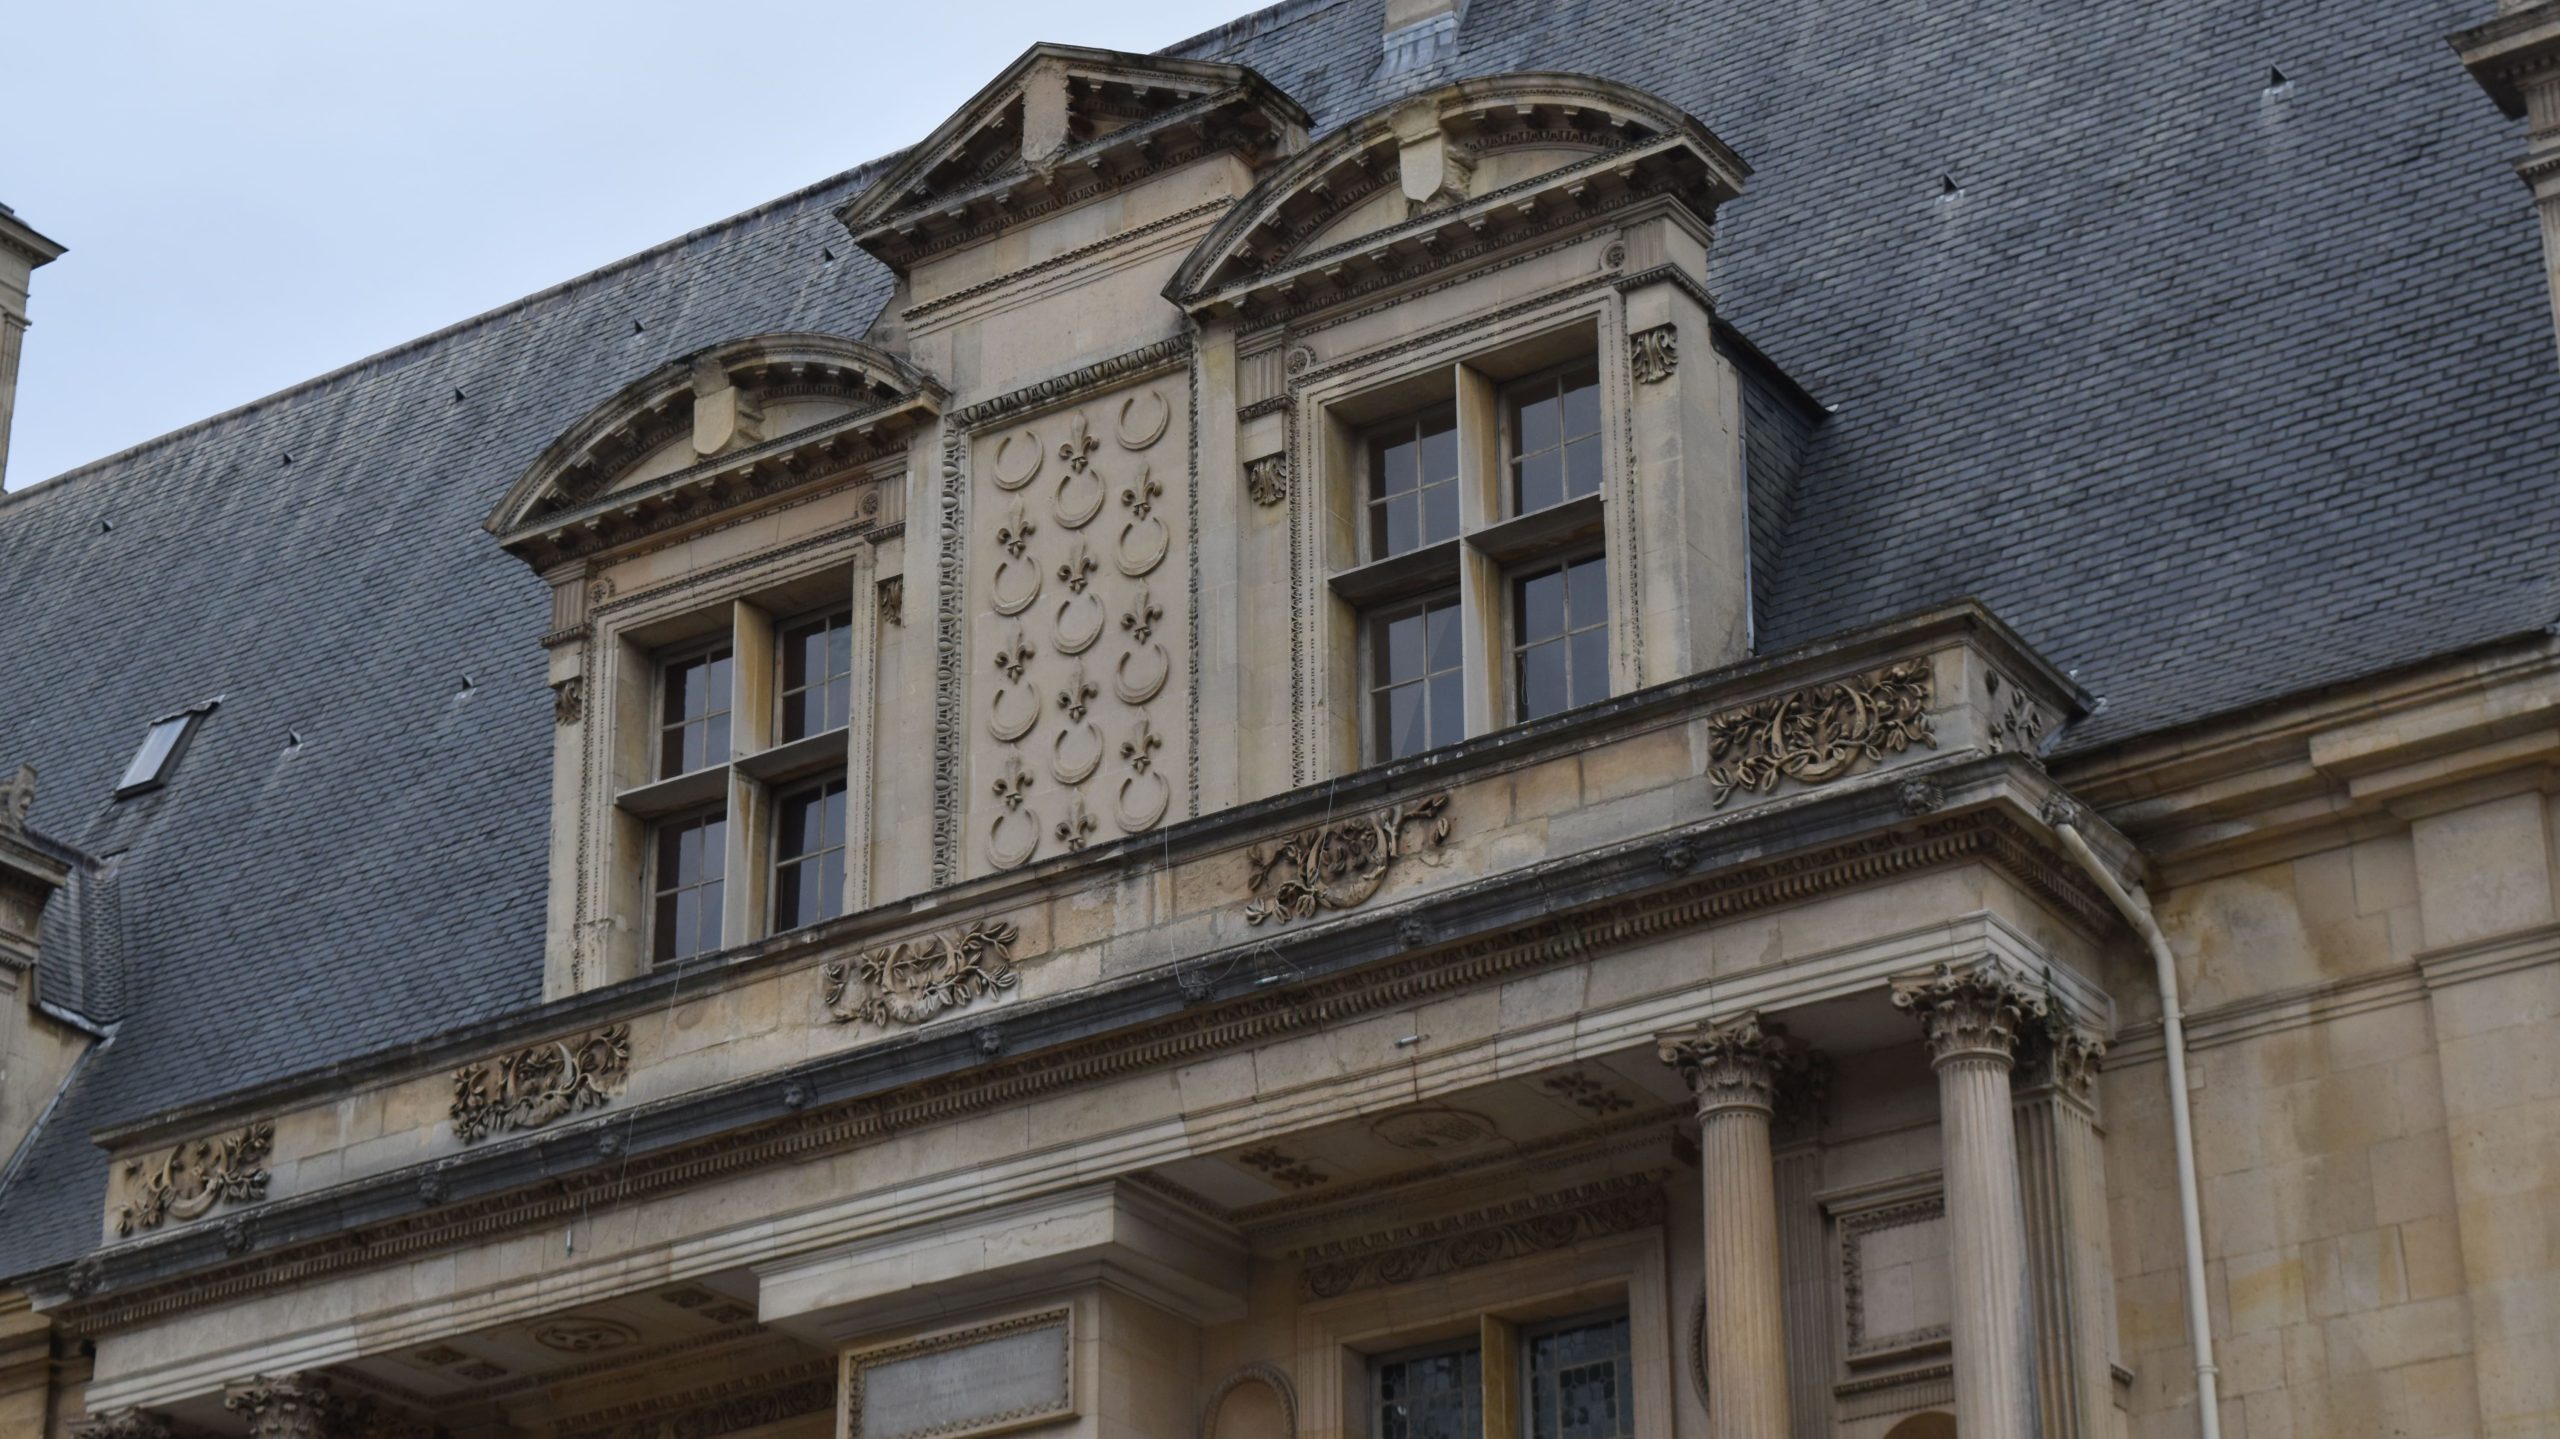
2049, 804, 2222, 1439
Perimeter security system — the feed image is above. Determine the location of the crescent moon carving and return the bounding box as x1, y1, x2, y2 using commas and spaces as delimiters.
988, 684, 1039, 742
991, 558, 1043, 616
992, 430, 1043, 490
1054, 590, 1106, 655
1115, 390, 1171, 451
1052, 722, 1104, 785
1114, 643, 1170, 705
1054, 462, 1107, 530
1117, 770, 1171, 832
1116, 515, 1169, 576
988, 807, 1040, 870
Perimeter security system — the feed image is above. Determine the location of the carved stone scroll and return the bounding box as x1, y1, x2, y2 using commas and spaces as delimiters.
1704, 658, 1936, 807
1243, 792, 1451, 925
822, 920, 1022, 1027
1630, 324, 1678, 383
450, 1024, 632, 1144
114, 1121, 274, 1235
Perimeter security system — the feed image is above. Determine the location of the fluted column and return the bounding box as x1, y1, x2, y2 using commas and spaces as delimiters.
1893, 963, 2044, 1439
2015, 1032, 2117, 1439
1657, 1012, 1815, 1439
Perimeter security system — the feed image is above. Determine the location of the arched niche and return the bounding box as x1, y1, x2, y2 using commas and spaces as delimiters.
1201, 1362, 1297, 1439
1882, 1412, 1957, 1439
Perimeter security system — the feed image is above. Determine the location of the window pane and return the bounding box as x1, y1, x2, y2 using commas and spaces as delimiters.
823, 783, 848, 847
703, 712, 730, 768
775, 863, 808, 932
1387, 683, 1426, 760
1526, 1315, 1633, 1439
1520, 568, 1566, 641
700, 817, 727, 878
780, 692, 813, 745
824, 672, 851, 733
659, 725, 688, 780
1374, 433, 1417, 498
1520, 639, 1568, 721
1384, 609, 1425, 683
827, 614, 853, 680
1570, 626, 1610, 708
1419, 415, 1458, 484
782, 622, 815, 694
1376, 1347, 1481, 1439
694, 880, 724, 954
1381, 492, 1420, 558
1421, 478, 1458, 547
705, 653, 732, 712
1560, 366, 1600, 437
1517, 450, 1562, 515
1428, 671, 1465, 748
1518, 387, 1560, 452
1563, 435, 1602, 500
1425, 601, 1462, 673
664, 659, 695, 726
820, 863, 844, 925
670, 888, 699, 957
654, 891, 683, 962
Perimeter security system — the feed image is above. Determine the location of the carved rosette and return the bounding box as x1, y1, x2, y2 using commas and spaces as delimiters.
114, 1120, 275, 1235
1704, 658, 1936, 807
1655, 1012, 1815, 1117
1891, 961, 2041, 1068
1243, 793, 1451, 925
451, 1024, 631, 1144
822, 920, 1022, 1027
1629, 323, 1678, 383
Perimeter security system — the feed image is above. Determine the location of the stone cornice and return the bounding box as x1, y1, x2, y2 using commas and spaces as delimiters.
86, 601, 2073, 1158
46, 755, 2112, 1330
2450, 1, 2560, 118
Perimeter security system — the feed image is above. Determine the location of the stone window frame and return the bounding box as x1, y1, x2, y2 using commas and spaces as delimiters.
573, 526, 889, 985
1293, 1227, 1675, 1439
1294, 284, 1639, 777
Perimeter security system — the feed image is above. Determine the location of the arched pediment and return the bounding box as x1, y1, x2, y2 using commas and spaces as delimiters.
1165, 73, 1747, 320
485, 333, 943, 568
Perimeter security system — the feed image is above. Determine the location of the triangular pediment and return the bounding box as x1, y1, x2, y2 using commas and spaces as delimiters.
836, 42, 1308, 273
1166, 73, 1749, 321
485, 333, 943, 569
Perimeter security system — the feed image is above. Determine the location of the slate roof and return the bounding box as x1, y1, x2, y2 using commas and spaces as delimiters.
0, 0, 2553, 1280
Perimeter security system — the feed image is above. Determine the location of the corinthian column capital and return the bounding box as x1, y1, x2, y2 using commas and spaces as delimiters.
224, 1374, 336, 1439
73, 1410, 172, 1439
1891, 961, 2043, 1069
1655, 1011, 1813, 1116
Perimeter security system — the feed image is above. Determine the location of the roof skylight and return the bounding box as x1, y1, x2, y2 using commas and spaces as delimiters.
114, 702, 214, 798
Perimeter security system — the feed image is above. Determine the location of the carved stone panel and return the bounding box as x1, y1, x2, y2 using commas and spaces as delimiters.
1834, 1193, 1952, 1367
962, 372, 1192, 876
844, 1308, 1075, 1439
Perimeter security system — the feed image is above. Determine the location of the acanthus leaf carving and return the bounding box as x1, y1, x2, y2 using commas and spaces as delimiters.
1629, 323, 1678, 383
1704, 658, 1936, 808
450, 1025, 631, 1145
821, 920, 1022, 1027
1244, 792, 1451, 926
114, 1121, 275, 1235
1244, 454, 1288, 507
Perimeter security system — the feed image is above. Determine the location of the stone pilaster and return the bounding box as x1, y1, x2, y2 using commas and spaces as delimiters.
2014, 1032, 2116, 1439
2453, 1, 2560, 362
1657, 1012, 1816, 1439
1892, 963, 2044, 1439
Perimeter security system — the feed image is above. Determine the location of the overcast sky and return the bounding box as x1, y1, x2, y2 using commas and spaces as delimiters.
1, 0, 1252, 489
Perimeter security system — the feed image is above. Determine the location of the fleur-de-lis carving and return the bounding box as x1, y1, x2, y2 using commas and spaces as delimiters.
1057, 664, 1098, 723
991, 756, 1032, 810
1057, 541, 1097, 594
1121, 473, 1161, 523
996, 504, 1038, 559
1059, 414, 1100, 474
1054, 798, 1096, 851
1120, 586, 1163, 646
1121, 719, 1162, 775
993, 628, 1036, 683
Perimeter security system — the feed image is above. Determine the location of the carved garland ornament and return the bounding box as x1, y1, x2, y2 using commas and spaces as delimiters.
1704, 659, 1936, 807
113, 1122, 274, 1236
451, 1024, 631, 1144
823, 920, 1022, 1027
1243, 792, 1451, 925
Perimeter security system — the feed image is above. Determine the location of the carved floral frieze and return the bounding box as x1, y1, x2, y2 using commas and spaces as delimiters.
451, 1024, 631, 1144
114, 1121, 274, 1235
822, 920, 1023, 1027
1704, 659, 1936, 807
1244, 792, 1451, 925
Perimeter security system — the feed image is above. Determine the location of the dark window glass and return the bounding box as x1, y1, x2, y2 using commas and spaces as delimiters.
650, 809, 727, 962
1369, 592, 1465, 761
1507, 363, 1603, 516
772, 775, 849, 933
1376, 1343, 1482, 1439
1524, 1314, 1633, 1439
1368, 406, 1461, 559
1513, 555, 1609, 721
658, 646, 734, 778
779, 609, 856, 742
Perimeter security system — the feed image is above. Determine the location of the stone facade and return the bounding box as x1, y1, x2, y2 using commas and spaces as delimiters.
1, 7, 2557, 1439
